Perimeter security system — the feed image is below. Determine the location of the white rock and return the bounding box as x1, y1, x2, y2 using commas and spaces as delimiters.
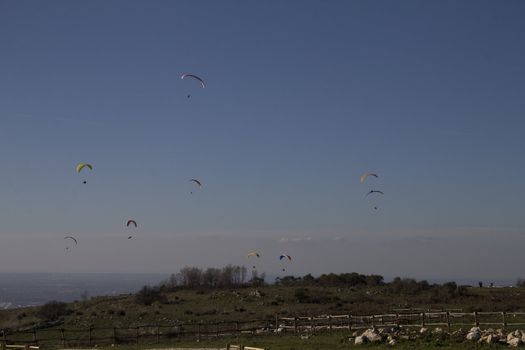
355, 335, 367, 345
432, 327, 443, 334
485, 334, 497, 344
419, 327, 428, 334
388, 339, 396, 346
466, 328, 481, 342
508, 337, 521, 347
362, 329, 382, 342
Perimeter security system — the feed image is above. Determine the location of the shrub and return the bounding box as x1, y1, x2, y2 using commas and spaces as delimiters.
135, 285, 167, 306
36, 301, 69, 321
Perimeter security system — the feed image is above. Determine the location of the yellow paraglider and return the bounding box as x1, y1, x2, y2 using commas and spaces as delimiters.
76, 163, 93, 173
76, 163, 93, 184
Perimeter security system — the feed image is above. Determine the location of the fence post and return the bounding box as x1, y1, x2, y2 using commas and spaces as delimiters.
420, 313, 425, 327
395, 313, 400, 328
236, 321, 240, 337
502, 312, 507, 330
474, 312, 479, 327
88, 327, 92, 347
61, 328, 66, 348
446, 312, 451, 332
135, 326, 139, 344
197, 323, 201, 341
347, 315, 352, 330
32, 328, 37, 345
216, 322, 220, 337
266, 319, 271, 334
294, 317, 298, 334
371, 315, 375, 328
156, 325, 160, 343
328, 315, 332, 331
112, 327, 117, 344
2, 329, 6, 346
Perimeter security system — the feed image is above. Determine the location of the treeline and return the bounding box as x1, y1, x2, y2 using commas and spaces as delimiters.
277, 272, 384, 287
278, 274, 468, 298
152, 265, 467, 294
160, 265, 265, 290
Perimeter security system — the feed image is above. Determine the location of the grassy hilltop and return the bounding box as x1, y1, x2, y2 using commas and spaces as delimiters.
1, 268, 525, 332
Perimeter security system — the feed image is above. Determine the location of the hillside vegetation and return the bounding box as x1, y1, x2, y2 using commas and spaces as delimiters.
1, 267, 525, 332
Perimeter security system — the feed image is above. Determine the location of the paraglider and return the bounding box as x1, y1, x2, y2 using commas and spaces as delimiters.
279, 254, 292, 272
181, 73, 205, 98
64, 236, 78, 250
126, 219, 137, 239
76, 162, 93, 184
247, 251, 260, 269
189, 179, 202, 194
360, 172, 378, 183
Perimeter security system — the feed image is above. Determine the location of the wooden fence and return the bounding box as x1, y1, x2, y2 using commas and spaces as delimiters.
0, 345, 39, 350
227, 345, 266, 350
277, 311, 525, 333
2, 311, 525, 347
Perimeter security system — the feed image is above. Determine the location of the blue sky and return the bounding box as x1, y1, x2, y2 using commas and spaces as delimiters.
1, 1, 524, 278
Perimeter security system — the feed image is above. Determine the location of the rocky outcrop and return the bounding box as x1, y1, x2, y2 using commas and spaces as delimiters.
349, 326, 525, 347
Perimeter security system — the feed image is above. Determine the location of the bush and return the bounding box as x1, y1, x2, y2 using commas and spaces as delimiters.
517, 278, 525, 287
294, 288, 310, 303
135, 285, 167, 305
36, 301, 69, 321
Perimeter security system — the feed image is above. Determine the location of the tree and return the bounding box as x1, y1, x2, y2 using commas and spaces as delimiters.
135, 286, 166, 305
36, 301, 69, 321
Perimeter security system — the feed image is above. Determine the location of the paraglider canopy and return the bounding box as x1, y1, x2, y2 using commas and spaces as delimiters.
64, 236, 78, 245
189, 179, 202, 187
360, 172, 378, 183
76, 163, 93, 173
366, 190, 384, 197
279, 254, 292, 261
247, 251, 260, 258
181, 74, 206, 88
126, 219, 138, 228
